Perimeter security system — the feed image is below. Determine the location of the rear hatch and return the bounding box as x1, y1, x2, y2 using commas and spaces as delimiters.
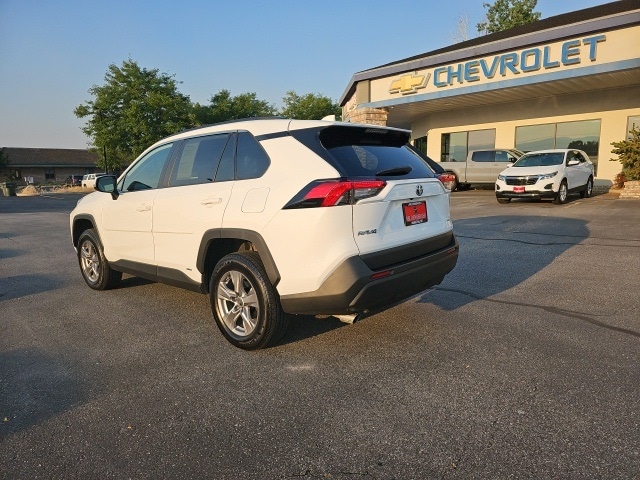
289, 124, 453, 258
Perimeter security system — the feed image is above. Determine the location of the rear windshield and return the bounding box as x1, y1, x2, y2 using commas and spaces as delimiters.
291, 126, 436, 179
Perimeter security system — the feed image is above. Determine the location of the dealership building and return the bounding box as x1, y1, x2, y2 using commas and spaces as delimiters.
340, 0, 640, 185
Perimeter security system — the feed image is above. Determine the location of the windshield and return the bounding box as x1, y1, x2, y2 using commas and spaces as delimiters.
513, 152, 564, 167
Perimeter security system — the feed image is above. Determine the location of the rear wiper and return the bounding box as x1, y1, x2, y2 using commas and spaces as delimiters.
375, 166, 412, 176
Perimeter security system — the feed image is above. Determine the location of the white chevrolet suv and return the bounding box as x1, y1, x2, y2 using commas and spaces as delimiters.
70, 119, 458, 349
495, 149, 594, 204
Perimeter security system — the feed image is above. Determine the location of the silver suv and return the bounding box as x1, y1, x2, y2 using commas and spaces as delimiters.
70, 119, 458, 349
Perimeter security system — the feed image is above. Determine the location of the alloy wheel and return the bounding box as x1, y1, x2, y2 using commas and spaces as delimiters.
80, 240, 100, 284
216, 270, 260, 338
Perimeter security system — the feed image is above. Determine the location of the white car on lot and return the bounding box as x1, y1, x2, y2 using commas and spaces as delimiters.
440, 148, 524, 191
81, 173, 106, 189
70, 118, 458, 349
495, 149, 594, 204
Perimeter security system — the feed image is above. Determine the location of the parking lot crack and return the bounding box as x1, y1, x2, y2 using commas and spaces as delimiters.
433, 286, 640, 339
456, 234, 640, 248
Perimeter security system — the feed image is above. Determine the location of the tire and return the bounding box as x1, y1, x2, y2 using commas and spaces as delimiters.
553, 181, 568, 204
497, 197, 511, 204
580, 177, 593, 198
77, 228, 122, 290
210, 252, 288, 350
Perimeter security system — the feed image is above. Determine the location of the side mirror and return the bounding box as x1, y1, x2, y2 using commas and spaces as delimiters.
95, 175, 119, 200
567, 159, 580, 167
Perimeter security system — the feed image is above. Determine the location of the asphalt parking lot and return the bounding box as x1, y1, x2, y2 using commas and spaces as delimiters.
1, 190, 639, 479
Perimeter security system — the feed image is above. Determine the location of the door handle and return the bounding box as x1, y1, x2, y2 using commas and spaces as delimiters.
136, 203, 152, 212
201, 197, 223, 207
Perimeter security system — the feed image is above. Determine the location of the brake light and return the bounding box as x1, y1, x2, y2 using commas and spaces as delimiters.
284, 179, 387, 209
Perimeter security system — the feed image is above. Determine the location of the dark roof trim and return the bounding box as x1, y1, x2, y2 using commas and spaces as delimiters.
2, 147, 99, 168
8, 164, 97, 168
340, 0, 640, 105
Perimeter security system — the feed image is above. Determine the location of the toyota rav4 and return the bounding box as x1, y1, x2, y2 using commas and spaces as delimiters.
70, 119, 458, 349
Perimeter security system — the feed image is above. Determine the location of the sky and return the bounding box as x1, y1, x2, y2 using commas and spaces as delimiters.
0, 0, 608, 149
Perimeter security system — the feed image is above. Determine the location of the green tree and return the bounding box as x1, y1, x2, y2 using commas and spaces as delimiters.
0, 148, 7, 170
0, 148, 9, 180
192, 89, 276, 125
610, 127, 640, 181
279, 91, 341, 120
477, 0, 541, 34
74, 59, 193, 172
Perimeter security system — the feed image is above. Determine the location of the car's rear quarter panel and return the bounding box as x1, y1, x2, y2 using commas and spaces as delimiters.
223, 135, 354, 296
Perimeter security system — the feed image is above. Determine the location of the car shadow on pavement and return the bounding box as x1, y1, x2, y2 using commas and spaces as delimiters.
417, 215, 589, 310
280, 314, 346, 345
0, 248, 25, 260
0, 274, 65, 302
0, 348, 89, 439
275, 214, 590, 347
117, 275, 155, 289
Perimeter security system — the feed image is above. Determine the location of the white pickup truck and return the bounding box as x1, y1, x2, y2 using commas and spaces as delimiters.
439, 149, 524, 191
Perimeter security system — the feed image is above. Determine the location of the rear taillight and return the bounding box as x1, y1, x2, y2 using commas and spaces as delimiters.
283, 179, 387, 209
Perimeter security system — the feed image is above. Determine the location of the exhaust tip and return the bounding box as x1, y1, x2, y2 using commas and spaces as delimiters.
333, 314, 359, 325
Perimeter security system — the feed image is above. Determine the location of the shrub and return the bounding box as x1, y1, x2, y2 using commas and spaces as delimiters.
610, 126, 640, 181
613, 172, 627, 189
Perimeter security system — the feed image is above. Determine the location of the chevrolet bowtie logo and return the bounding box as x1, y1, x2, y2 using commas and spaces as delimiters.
389, 73, 430, 95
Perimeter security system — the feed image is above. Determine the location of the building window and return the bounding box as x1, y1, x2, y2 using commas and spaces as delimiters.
627, 115, 640, 138
441, 129, 495, 162
468, 129, 496, 151
45, 168, 55, 180
515, 124, 556, 152
516, 119, 601, 174
414, 136, 427, 155
556, 120, 600, 159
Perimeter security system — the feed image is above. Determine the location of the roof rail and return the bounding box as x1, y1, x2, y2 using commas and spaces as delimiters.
178, 116, 287, 134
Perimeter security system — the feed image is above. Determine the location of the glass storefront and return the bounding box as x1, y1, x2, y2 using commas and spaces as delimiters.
627, 115, 640, 137
516, 119, 601, 173
441, 129, 495, 162
515, 124, 555, 152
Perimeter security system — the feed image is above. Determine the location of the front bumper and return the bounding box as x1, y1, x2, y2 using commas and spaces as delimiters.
495, 190, 557, 200
495, 179, 558, 200
280, 232, 459, 315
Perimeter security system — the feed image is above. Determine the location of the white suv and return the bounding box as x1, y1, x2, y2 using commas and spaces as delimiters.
70, 119, 458, 349
81, 173, 106, 189
495, 149, 594, 204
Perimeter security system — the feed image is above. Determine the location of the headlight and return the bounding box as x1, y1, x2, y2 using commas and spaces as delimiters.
497, 174, 505, 181
538, 171, 558, 180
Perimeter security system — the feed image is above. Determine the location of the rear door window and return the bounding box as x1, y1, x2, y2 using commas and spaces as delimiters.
169, 134, 230, 187
471, 151, 494, 162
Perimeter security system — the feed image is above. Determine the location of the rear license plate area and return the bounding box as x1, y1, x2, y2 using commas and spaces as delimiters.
403, 201, 427, 226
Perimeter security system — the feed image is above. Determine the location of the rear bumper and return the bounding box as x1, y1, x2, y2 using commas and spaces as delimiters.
280, 232, 459, 315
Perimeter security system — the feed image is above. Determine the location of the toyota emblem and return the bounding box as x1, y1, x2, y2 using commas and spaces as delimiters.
416, 185, 423, 196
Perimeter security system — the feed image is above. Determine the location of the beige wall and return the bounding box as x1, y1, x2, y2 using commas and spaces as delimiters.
411, 85, 640, 183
